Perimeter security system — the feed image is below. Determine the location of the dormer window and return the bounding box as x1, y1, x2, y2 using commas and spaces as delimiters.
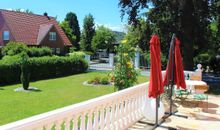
49, 32, 56, 41
3, 31, 10, 41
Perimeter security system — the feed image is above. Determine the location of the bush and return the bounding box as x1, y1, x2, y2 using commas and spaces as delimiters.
0, 55, 21, 84
0, 48, 2, 59
2, 42, 52, 58
113, 40, 139, 90
20, 53, 30, 90
0, 55, 88, 85
210, 55, 220, 73
28, 47, 52, 57
100, 77, 109, 85
194, 53, 210, 69
68, 51, 86, 58
88, 76, 110, 85
2, 42, 28, 56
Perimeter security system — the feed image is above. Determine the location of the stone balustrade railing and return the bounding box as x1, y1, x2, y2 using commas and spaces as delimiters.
162, 64, 203, 81
0, 82, 149, 130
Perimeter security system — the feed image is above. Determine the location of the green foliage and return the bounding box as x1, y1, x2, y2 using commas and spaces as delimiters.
92, 26, 116, 52
68, 51, 85, 58
80, 14, 95, 52
2, 42, 52, 57
125, 19, 152, 52
0, 55, 88, 85
28, 47, 52, 57
209, 55, 220, 73
119, 0, 217, 70
194, 53, 210, 68
60, 21, 76, 45
88, 76, 110, 85
100, 77, 109, 85
20, 53, 30, 90
113, 31, 125, 43
113, 40, 139, 90
0, 48, 2, 59
2, 42, 28, 56
65, 12, 81, 50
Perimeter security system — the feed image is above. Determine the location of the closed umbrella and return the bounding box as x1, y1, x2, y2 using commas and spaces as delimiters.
148, 35, 163, 126
163, 34, 186, 115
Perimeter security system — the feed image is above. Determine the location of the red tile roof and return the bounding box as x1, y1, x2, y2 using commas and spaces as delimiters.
0, 9, 71, 46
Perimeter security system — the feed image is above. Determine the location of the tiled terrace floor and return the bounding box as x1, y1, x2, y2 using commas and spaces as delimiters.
128, 95, 220, 130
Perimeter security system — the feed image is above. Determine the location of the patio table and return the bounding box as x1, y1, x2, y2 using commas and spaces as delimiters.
185, 80, 207, 93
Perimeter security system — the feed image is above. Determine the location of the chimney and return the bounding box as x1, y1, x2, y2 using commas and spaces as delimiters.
43, 12, 48, 16
43, 12, 50, 20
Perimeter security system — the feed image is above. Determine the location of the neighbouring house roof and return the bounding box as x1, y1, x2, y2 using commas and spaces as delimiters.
0, 9, 71, 46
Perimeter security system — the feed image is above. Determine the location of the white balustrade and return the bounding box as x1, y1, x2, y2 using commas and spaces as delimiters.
0, 82, 149, 130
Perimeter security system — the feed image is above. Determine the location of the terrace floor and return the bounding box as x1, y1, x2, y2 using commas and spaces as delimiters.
129, 95, 220, 130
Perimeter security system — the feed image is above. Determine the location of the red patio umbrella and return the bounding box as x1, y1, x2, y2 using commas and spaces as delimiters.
148, 35, 163, 98
148, 35, 163, 126
163, 37, 186, 89
163, 34, 186, 115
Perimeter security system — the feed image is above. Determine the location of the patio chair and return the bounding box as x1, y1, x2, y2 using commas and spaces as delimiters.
174, 89, 190, 105
193, 85, 209, 112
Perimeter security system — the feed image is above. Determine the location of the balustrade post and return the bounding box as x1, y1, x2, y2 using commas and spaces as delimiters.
134, 51, 140, 69
109, 53, 114, 68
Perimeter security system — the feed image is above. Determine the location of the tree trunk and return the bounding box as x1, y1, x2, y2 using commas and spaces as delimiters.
181, 0, 195, 70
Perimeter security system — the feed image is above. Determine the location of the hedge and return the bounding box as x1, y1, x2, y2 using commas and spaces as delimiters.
2, 42, 52, 57
27, 47, 52, 57
0, 55, 88, 85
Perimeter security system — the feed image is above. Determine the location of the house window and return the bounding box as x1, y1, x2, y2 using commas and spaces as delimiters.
49, 32, 56, 41
3, 31, 10, 40
56, 48, 60, 54
51, 48, 55, 54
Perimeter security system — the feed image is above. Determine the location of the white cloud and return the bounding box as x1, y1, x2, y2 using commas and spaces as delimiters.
6, 8, 25, 12
95, 23, 127, 32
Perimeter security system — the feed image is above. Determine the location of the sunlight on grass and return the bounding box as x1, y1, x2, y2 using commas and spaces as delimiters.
0, 71, 148, 125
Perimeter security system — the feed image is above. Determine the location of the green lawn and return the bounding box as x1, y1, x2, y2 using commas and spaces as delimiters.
0, 71, 148, 125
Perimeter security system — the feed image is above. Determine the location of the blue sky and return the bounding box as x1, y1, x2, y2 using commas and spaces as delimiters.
0, 0, 127, 32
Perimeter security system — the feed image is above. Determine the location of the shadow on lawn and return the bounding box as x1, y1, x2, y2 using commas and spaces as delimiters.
14, 87, 42, 92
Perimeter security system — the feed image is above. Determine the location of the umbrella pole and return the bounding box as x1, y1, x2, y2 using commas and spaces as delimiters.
167, 34, 187, 118
169, 34, 175, 115
156, 96, 159, 125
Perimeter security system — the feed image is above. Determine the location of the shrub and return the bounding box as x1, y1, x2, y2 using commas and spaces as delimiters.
209, 55, 220, 73
68, 51, 86, 58
0, 55, 21, 84
113, 39, 139, 91
0, 48, 2, 59
2, 42, 28, 56
20, 53, 30, 90
100, 77, 109, 85
194, 53, 210, 69
28, 47, 52, 57
88, 76, 110, 85
0, 55, 88, 85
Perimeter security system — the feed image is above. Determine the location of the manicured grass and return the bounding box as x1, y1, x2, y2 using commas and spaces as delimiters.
0, 71, 148, 125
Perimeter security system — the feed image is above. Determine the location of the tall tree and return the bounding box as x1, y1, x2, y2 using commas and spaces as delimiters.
60, 21, 76, 45
125, 19, 152, 52
92, 26, 116, 53
80, 14, 95, 52
65, 12, 81, 50
119, 0, 211, 70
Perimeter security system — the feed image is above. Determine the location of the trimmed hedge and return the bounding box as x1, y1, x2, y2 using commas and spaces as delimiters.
0, 55, 88, 85
2, 42, 52, 57
28, 47, 52, 57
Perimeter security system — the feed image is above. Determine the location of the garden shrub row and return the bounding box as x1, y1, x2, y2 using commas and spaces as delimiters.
2, 42, 52, 57
0, 55, 88, 85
